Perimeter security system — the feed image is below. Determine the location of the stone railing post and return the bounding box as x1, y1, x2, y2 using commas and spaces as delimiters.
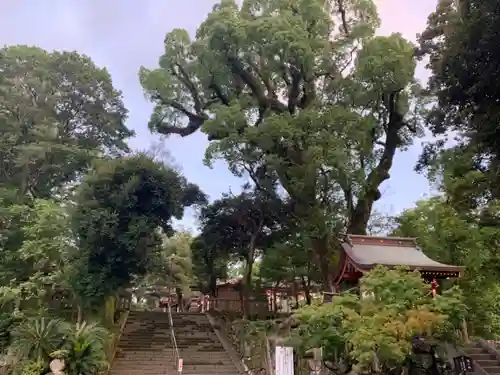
307, 348, 322, 375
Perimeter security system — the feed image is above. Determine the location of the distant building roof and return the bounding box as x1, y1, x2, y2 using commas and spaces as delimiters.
337, 235, 463, 281
217, 277, 243, 287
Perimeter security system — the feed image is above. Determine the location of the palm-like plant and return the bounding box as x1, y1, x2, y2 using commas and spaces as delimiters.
10, 317, 67, 361
61, 322, 110, 375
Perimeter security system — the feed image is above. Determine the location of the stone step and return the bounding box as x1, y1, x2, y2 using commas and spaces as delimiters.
118, 342, 224, 352
113, 356, 232, 363
118, 353, 227, 358
113, 362, 234, 368
179, 367, 238, 374
121, 336, 172, 340
482, 367, 500, 374
465, 347, 485, 354
476, 360, 500, 367
111, 369, 237, 375
465, 353, 495, 361
111, 313, 238, 375
462, 344, 500, 375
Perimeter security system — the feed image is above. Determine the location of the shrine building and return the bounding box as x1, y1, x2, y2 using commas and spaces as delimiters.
333, 234, 464, 292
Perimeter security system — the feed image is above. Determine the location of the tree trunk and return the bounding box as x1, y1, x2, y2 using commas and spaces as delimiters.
241, 219, 262, 317
76, 304, 83, 326
347, 113, 401, 234
176, 287, 183, 312
273, 280, 280, 312
242, 250, 255, 318
209, 273, 217, 297
311, 236, 334, 292
292, 280, 299, 309
301, 276, 311, 305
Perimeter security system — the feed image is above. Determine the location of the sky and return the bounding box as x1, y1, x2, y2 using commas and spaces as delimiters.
0, 0, 440, 230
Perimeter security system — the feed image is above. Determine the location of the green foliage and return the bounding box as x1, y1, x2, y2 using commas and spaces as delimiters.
199, 190, 286, 260
0, 312, 15, 354
191, 235, 229, 294
57, 322, 110, 375
259, 237, 318, 287
142, 231, 194, 293
418, 0, 500, 160
393, 197, 500, 338
224, 318, 277, 372
10, 317, 110, 375
290, 266, 465, 373
70, 153, 205, 306
10, 317, 65, 361
194, 188, 287, 295
0, 197, 74, 314
417, 0, 500, 233
142, 0, 424, 288
0, 45, 133, 199
19, 360, 45, 375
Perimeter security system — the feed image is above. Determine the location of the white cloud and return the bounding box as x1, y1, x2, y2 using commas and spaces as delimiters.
376, 0, 436, 42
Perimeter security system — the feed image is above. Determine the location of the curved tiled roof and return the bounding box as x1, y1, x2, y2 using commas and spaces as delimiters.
342, 234, 464, 273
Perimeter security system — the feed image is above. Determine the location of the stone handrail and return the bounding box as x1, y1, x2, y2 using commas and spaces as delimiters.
104, 309, 129, 375
477, 339, 500, 361
167, 303, 181, 374
206, 313, 248, 375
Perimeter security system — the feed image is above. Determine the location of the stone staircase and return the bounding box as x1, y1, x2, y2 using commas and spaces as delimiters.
463, 342, 500, 375
110, 311, 240, 375
172, 313, 240, 375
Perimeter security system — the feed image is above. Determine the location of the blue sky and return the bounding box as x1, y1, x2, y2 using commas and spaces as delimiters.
1, 0, 440, 230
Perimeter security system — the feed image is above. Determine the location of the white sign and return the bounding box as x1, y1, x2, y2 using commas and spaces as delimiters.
177, 358, 183, 373
275, 346, 294, 375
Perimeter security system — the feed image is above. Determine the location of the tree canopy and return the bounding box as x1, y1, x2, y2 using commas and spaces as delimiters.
292, 266, 466, 373
140, 0, 424, 290
393, 197, 500, 338
0, 45, 133, 199
70, 153, 206, 305
4, 1, 500, 372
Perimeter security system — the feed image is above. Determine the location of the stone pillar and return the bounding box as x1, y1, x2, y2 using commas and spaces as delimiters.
307, 348, 322, 375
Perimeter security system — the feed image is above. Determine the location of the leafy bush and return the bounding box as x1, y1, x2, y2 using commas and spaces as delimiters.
59, 322, 110, 375
9, 317, 110, 375
19, 360, 45, 375
0, 312, 15, 354
290, 266, 466, 373
10, 317, 64, 361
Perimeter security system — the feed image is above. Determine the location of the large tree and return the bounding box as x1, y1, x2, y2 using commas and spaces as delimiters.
140, 0, 423, 290
0, 198, 74, 304
417, 0, 500, 208
191, 234, 229, 297
142, 231, 194, 293
70, 153, 206, 309
196, 188, 286, 314
0, 45, 133, 199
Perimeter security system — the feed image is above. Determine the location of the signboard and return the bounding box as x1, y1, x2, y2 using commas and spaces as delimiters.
453, 355, 474, 374
275, 346, 294, 375
177, 358, 183, 373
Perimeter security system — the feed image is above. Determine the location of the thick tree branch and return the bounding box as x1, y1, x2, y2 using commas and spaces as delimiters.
227, 55, 287, 113
348, 91, 405, 234
171, 63, 204, 113
335, 0, 350, 36
152, 94, 208, 137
